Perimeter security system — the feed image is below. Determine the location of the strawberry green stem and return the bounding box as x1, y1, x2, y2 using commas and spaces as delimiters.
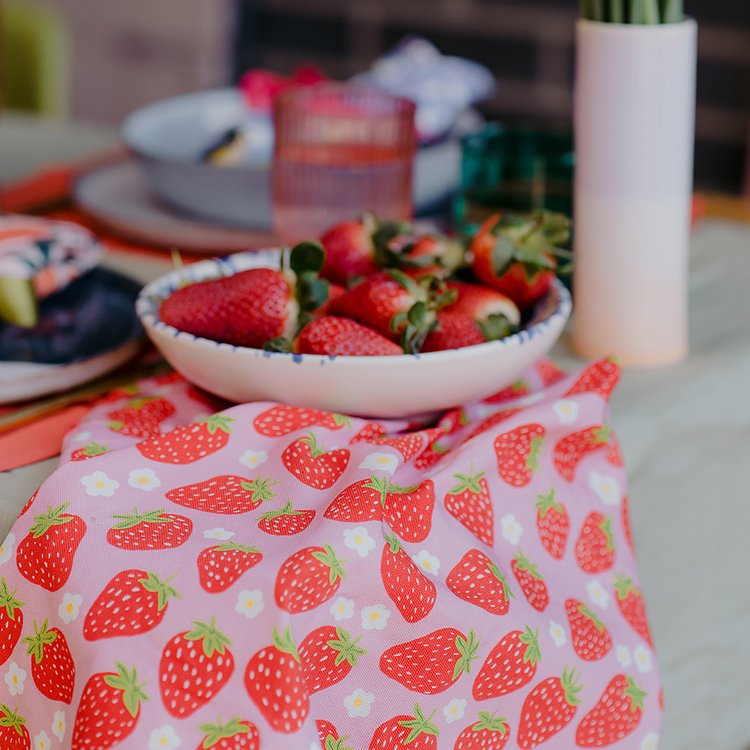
139, 572, 180, 611
272, 626, 300, 663
23, 619, 57, 664
488, 562, 515, 601
184, 616, 231, 657
259, 500, 303, 520
520, 626, 542, 665
535, 489, 564, 518
0, 578, 23, 620
311, 544, 346, 584
240, 477, 278, 503
624, 675, 647, 711
0, 704, 26, 736
399, 704, 440, 743
471, 711, 509, 734
515, 551, 543, 580
201, 415, 234, 435
449, 470, 486, 496
103, 663, 149, 718
111, 508, 173, 529
452, 630, 480, 679
199, 718, 252, 748
29, 504, 72, 538
327, 628, 367, 667
614, 574, 639, 601
578, 603, 607, 632
561, 667, 584, 706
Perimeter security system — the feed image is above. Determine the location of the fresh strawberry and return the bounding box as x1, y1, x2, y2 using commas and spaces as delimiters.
470, 211, 570, 310
446, 281, 520, 335
298, 625, 366, 693
446, 549, 513, 615
351, 424, 425, 461
0, 579, 23, 665
621, 496, 634, 552
295, 316, 403, 356
106, 509, 192, 550
465, 408, 522, 442
258, 500, 316, 536
472, 627, 540, 699
575, 675, 646, 747
511, 552, 549, 611
137, 414, 234, 464
324, 476, 435, 543
72, 663, 148, 749
554, 425, 610, 481
282, 432, 350, 489
381, 628, 479, 694
159, 617, 234, 717
253, 405, 349, 437
397, 234, 464, 281
565, 599, 612, 661
381, 534, 436, 623
606, 434, 624, 467
369, 704, 439, 750
517, 668, 583, 748
443, 470, 494, 546
244, 626, 309, 733
84, 570, 178, 640
422, 313, 487, 351
196, 718, 260, 750
160, 241, 328, 347
494, 424, 545, 486
535, 489, 569, 559
483, 380, 529, 404
319, 216, 379, 285
329, 270, 456, 353
575, 512, 615, 573
275, 544, 345, 613
0, 705, 30, 750
16, 503, 87, 591
536, 358, 566, 386
564, 357, 621, 399
23, 619, 75, 703
198, 543, 262, 592
107, 396, 175, 438
71, 442, 110, 461
167, 474, 276, 514
454, 712, 510, 750
614, 575, 654, 646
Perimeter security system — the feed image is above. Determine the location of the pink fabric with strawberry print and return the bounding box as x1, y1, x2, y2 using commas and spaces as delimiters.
0, 358, 661, 750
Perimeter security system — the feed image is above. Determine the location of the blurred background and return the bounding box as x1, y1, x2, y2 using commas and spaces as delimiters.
1, 0, 748, 193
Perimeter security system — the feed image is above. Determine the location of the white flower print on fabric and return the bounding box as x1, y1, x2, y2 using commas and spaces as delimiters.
58, 593, 82, 624
34, 731, 52, 750
443, 698, 467, 724
359, 452, 399, 474
330, 597, 355, 622
344, 689, 375, 718
148, 725, 181, 750
549, 620, 567, 647
361, 604, 390, 631
0, 533, 15, 565
413, 550, 440, 576
553, 400, 579, 425
589, 471, 621, 506
239, 450, 268, 470
52, 710, 66, 741
81, 470, 119, 497
235, 590, 264, 619
127, 468, 161, 491
203, 528, 234, 541
343, 527, 376, 558
4, 662, 26, 696
641, 732, 659, 750
501, 514, 523, 545
634, 644, 653, 673
586, 579, 610, 609
616, 645, 632, 668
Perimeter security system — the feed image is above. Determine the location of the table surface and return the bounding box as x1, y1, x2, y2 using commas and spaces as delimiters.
1, 113, 750, 750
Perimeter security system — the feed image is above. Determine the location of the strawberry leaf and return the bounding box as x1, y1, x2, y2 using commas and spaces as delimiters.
0, 578, 23, 620
23, 619, 57, 664
328, 627, 367, 667
29, 503, 72, 538
399, 704, 440, 743
311, 544, 346, 584
452, 629, 480, 679
561, 667, 584, 706
139, 572, 179, 611
272, 625, 300, 663
199, 717, 252, 748
520, 626, 541, 665
290, 241, 325, 274
472, 711, 509, 734
624, 675, 647, 712
104, 663, 149, 718
184, 616, 231, 657
0, 704, 26, 735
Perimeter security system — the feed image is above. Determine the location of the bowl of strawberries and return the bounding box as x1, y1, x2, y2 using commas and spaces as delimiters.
136, 212, 571, 417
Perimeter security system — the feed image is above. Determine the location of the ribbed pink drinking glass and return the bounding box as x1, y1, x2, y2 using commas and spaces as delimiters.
271, 82, 416, 244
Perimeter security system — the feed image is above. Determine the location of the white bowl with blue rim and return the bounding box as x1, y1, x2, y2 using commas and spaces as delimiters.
136, 250, 571, 418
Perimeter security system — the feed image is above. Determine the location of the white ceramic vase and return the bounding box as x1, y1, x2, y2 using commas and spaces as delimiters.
572, 18, 697, 366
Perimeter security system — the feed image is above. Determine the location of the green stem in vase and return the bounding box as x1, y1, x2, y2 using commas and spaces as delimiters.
581, 0, 601, 21
630, 0, 660, 24
660, 0, 683, 22
608, 0, 624, 22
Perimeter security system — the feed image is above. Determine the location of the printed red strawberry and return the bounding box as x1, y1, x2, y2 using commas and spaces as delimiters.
465, 407, 523, 442
16, 503, 87, 591
621, 496, 634, 552
517, 668, 583, 748
71, 442, 110, 461
554, 425, 610, 481
575, 512, 615, 573
536, 358, 566, 386
325, 476, 435, 543
494, 424, 545, 486
484, 380, 529, 404
614, 575, 654, 647
159, 617, 234, 717
329, 270, 456, 352
0, 705, 30, 750
0, 579, 23, 665
445, 280, 521, 339
470, 211, 571, 310
186, 384, 231, 412
380, 628, 479, 694
422, 313, 488, 351
282, 432, 350, 489
535, 489, 569, 559
198, 543, 263, 592
295, 316, 403, 356
454, 712, 510, 750
196, 718, 260, 750
566, 599, 613, 661
575, 675, 646, 747
316, 720, 342, 747
443, 470, 494, 545
257, 500, 316, 535
319, 215, 380, 285
413, 436, 450, 470
253, 405, 350, 436
369, 704, 439, 750
244, 626, 309, 733
351, 424, 425, 461
298, 625, 366, 693
564, 357, 621, 399
72, 662, 148, 749
381, 534, 436, 623
275, 544, 345, 613
167, 474, 277, 514
107, 396, 175, 438
23, 618, 75, 703
84, 570, 178, 640
511, 552, 549, 611
447, 549, 513, 615
106, 509, 192, 550
606, 434, 624, 467
160, 241, 329, 347
473, 627, 540, 699
137, 414, 234, 464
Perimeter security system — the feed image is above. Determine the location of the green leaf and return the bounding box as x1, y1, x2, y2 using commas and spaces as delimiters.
264, 337, 292, 353
239, 477, 278, 503
199, 718, 251, 748
111, 508, 173, 530
625, 675, 648, 711
23, 619, 57, 664
310, 544, 346, 584
184, 616, 232, 657
29, 504, 72, 538
398, 704, 440, 744
479, 313, 517, 342
271, 625, 300, 662
0, 578, 23, 620
448, 470, 486, 496
452, 629, 480, 679
290, 241, 325, 274
520, 626, 542, 665
103, 662, 149, 718
471, 711, 509, 734
327, 627, 367, 667
0, 704, 26, 735
561, 667, 584, 706
139, 572, 179, 610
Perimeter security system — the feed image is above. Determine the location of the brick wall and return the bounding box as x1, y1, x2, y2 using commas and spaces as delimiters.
235, 0, 750, 193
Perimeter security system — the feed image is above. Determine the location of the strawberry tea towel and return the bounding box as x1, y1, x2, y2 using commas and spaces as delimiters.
0, 358, 661, 750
